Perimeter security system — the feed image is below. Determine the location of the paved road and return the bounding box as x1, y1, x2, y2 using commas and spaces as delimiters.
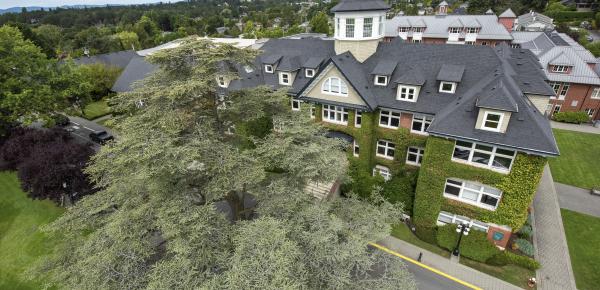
555, 182, 600, 218
550, 121, 600, 134
406, 261, 470, 290
587, 29, 600, 41
66, 116, 114, 151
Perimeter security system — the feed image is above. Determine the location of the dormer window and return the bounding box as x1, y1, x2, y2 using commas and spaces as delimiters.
306, 69, 315, 78
322, 77, 348, 96
279, 72, 291, 86
449, 27, 461, 34
465, 27, 479, 34
397, 85, 419, 102
552, 65, 569, 73
217, 76, 227, 88
439, 81, 456, 93
375, 75, 388, 86
482, 112, 503, 132
264, 64, 274, 73
413, 27, 425, 33
398, 27, 410, 33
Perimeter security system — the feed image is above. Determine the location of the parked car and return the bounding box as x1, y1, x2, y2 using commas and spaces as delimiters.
89, 130, 114, 144
586, 35, 594, 42
580, 21, 592, 30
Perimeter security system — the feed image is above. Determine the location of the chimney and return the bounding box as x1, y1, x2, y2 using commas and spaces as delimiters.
498, 8, 517, 31
437, 1, 449, 15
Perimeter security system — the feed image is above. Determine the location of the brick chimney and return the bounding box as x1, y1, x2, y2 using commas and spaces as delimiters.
498, 8, 517, 31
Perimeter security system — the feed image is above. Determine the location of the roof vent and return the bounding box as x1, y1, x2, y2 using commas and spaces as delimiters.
518, 116, 525, 121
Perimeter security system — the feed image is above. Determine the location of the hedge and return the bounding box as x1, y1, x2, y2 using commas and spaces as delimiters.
413, 137, 546, 241
436, 224, 500, 262
552, 111, 590, 124
487, 252, 540, 270
515, 238, 534, 257
546, 11, 594, 23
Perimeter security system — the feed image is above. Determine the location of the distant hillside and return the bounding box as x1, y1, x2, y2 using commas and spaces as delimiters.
0, 4, 118, 15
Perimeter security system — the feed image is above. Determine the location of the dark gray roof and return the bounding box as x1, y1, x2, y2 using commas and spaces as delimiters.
260, 54, 282, 64
370, 61, 397, 76
394, 66, 426, 85
304, 56, 325, 68
73, 50, 137, 69
436, 64, 465, 82
276, 56, 302, 71
111, 55, 157, 92
330, 0, 390, 12
475, 78, 519, 112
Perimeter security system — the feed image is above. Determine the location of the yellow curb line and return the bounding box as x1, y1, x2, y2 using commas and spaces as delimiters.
368, 242, 482, 290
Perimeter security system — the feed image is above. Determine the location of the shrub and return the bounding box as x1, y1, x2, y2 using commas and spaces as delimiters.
381, 173, 416, 216
487, 252, 540, 270
553, 111, 590, 124
518, 225, 533, 240
436, 224, 500, 262
515, 238, 535, 257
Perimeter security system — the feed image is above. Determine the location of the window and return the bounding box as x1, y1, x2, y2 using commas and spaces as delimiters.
591, 87, 600, 99
363, 17, 373, 37
279, 72, 291, 86
398, 27, 410, 33
552, 65, 569, 73
353, 140, 360, 157
559, 83, 570, 99
452, 140, 516, 172
439, 81, 456, 93
585, 108, 595, 117
411, 115, 433, 134
310, 105, 315, 118
355, 110, 362, 128
376, 140, 395, 160
322, 77, 348, 96
217, 76, 227, 88
412, 39, 422, 43
449, 27, 461, 34
571, 100, 579, 107
406, 147, 424, 166
336, 17, 340, 37
481, 41, 488, 46
413, 27, 425, 33
437, 211, 489, 232
264, 64, 274, 73
305, 68, 315, 78
345, 18, 355, 38
291, 99, 300, 111
549, 82, 561, 95
510, 44, 520, 48
466, 27, 479, 34
444, 179, 503, 210
378, 16, 384, 36
481, 111, 503, 132
397, 85, 417, 101
373, 165, 391, 181
379, 110, 401, 129
553, 104, 561, 115
322, 105, 349, 125
375, 75, 388, 86
465, 41, 475, 45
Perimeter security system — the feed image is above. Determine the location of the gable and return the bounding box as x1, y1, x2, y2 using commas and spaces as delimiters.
301, 63, 367, 107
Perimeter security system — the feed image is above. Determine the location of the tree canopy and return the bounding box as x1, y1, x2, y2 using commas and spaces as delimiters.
31, 38, 416, 289
310, 11, 330, 35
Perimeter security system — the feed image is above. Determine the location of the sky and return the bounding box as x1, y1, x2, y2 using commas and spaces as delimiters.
0, 0, 184, 9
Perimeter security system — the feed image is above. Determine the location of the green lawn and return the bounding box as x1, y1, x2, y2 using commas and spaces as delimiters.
83, 97, 111, 120
0, 172, 64, 289
549, 129, 600, 189
561, 209, 600, 290
391, 223, 534, 288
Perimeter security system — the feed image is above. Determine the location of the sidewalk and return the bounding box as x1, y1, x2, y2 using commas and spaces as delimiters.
378, 236, 521, 290
551, 120, 600, 134
555, 182, 600, 218
533, 165, 577, 290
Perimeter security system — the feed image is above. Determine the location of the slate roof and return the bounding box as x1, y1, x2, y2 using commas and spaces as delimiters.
111, 55, 157, 92
330, 0, 390, 12
371, 61, 397, 75
475, 78, 519, 112
437, 64, 465, 82
73, 50, 137, 69
394, 66, 426, 85
386, 15, 513, 40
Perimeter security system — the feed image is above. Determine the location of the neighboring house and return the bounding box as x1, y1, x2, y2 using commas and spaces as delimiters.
512, 31, 600, 120
384, 2, 514, 45
72, 50, 137, 69
514, 11, 554, 32
212, 0, 558, 248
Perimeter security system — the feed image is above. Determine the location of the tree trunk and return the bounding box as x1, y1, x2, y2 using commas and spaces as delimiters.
225, 190, 245, 222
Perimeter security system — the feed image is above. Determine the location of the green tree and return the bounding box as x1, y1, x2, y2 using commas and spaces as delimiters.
134, 15, 160, 47
115, 30, 140, 50
586, 41, 600, 57
31, 38, 415, 289
32, 24, 62, 58
545, 0, 569, 12
310, 11, 330, 35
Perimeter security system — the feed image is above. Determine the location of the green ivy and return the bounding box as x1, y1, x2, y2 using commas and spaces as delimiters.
436, 224, 500, 263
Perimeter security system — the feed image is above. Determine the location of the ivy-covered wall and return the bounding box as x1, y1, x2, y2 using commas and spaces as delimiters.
413, 137, 546, 242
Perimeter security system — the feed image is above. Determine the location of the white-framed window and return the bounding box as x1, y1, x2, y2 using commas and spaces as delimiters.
465, 41, 475, 45
336, 17, 340, 37
355, 110, 362, 128
310, 105, 315, 119
345, 18, 355, 38
217, 76, 227, 88
305, 68, 315, 78
549, 82, 561, 96
397, 85, 417, 102
452, 140, 516, 172
379, 110, 401, 129
553, 104, 562, 115
412, 39, 422, 43
413, 27, 425, 33
378, 16, 384, 36
559, 83, 570, 99
353, 140, 360, 157
373, 165, 391, 181
481, 111, 504, 132
322, 77, 348, 96
552, 65, 569, 73
376, 140, 395, 160
591, 87, 600, 99
363, 17, 373, 37
585, 108, 595, 117
443, 179, 503, 210
439, 81, 456, 93
437, 211, 489, 232
510, 43, 520, 48
411, 115, 432, 134
264, 64, 274, 73
398, 27, 410, 33
291, 99, 300, 111
279, 72, 291, 86
322, 104, 349, 125
571, 100, 579, 107
465, 27, 479, 34
375, 75, 388, 86
406, 147, 424, 166
449, 27, 461, 34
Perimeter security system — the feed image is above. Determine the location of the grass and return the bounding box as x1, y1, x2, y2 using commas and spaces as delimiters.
0, 172, 64, 289
549, 129, 600, 189
391, 223, 535, 288
83, 97, 111, 120
561, 209, 600, 290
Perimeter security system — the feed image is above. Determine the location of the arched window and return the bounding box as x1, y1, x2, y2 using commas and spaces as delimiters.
322, 77, 348, 96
